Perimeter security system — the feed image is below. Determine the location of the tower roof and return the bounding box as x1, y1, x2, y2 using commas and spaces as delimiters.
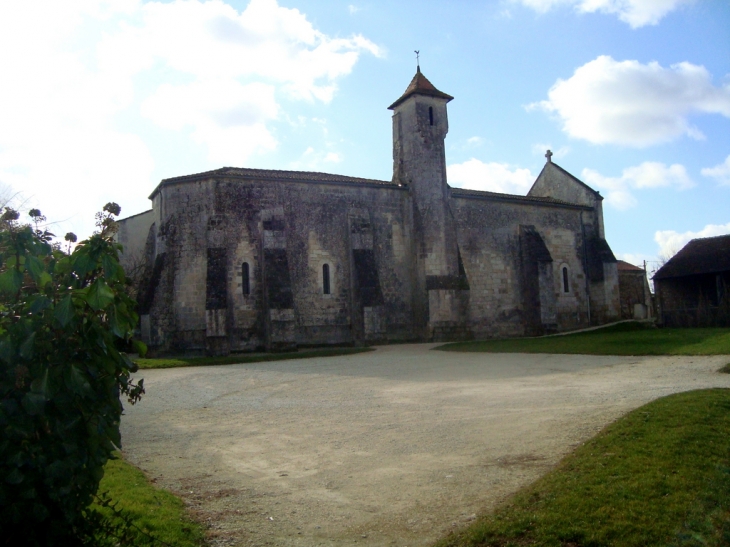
388, 67, 453, 110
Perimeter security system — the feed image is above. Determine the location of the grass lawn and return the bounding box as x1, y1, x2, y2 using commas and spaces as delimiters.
135, 346, 373, 369
435, 388, 730, 547
436, 322, 730, 356
92, 454, 206, 546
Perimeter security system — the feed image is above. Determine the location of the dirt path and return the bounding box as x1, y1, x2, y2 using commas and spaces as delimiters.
121, 345, 730, 547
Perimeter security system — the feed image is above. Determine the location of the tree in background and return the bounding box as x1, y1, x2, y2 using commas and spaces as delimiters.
0, 203, 145, 545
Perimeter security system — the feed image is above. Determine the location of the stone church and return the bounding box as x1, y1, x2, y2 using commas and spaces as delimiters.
117, 68, 620, 354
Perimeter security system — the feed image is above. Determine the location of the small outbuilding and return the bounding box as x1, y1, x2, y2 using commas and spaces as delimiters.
617, 260, 653, 320
653, 234, 730, 327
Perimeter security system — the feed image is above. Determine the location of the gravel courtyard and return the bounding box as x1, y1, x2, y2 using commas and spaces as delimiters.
121, 345, 730, 547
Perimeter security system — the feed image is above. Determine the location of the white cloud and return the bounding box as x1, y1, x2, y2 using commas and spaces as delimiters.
0, 0, 379, 236
323, 152, 342, 163
0, 1, 153, 236
348, 5, 360, 14
290, 147, 343, 170
141, 80, 279, 163
514, 0, 692, 28
701, 155, 730, 186
581, 162, 694, 210
107, 0, 380, 158
655, 223, 730, 259
529, 56, 730, 147
447, 159, 535, 195
451, 136, 486, 152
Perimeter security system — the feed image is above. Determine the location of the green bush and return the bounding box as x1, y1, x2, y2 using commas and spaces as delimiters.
0, 204, 145, 545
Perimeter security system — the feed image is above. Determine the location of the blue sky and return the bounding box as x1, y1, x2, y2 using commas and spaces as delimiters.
1, 0, 728, 268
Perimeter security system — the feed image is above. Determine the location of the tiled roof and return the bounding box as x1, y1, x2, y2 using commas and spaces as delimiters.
388, 67, 454, 110
617, 260, 644, 272
450, 187, 591, 209
653, 234, 730, 280
150, 167, 396, 198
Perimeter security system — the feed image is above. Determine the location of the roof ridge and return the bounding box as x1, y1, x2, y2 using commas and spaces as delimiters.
160, 166, 392, 185
450, 186, 591, 208
687, 233, 730, 242
452, 186, 568, 200
150, 166, 397, 199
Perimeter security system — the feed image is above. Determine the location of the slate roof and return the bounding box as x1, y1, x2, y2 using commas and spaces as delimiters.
653, 234, 730, 280
450, 187, 591, 209
388, 67, 454, 110
150, 167, 396, 198
617, 260, 644, 272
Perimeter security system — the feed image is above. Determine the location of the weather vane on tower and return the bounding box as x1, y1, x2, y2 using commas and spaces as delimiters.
414, 50, 420, 70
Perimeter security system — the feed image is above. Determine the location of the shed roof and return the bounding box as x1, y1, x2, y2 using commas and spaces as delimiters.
388, 67, 453, 110
653, 234, 730, 280
617, 260, 644, 272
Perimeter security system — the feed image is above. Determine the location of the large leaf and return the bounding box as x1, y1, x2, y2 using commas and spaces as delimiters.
30, 368, 49, 396
28, 295, 52, 314
54, 294, 73, 327
84, 279, 114, 311
36, 271, 52, 289
67, 364, 91, 394
0, 269, 22, 294
5, 468, 24, 485
19, 332, 36, 359
21, 392, 46, 416
71, 252, 94, 278
107, 306, 124, 338
0, 340, 14, 365
25, 255, 45, 283
101, 253, 122, 282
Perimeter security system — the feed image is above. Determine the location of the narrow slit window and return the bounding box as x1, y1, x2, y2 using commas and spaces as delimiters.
322, 264, 331, 295
428, 106, 434, 126
562, 266, 569, 293
242, 262, 250, 295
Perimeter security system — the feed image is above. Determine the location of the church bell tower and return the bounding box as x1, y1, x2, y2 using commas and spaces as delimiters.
389, 68, 469, 340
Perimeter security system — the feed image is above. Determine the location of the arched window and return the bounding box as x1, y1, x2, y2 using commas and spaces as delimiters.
242, 262, 250, 295
562, 266, 569, 293
322, 264, 331, 295
428, 106, 434, 126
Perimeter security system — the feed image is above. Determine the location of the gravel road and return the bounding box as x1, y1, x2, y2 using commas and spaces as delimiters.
120, 345, 730, 547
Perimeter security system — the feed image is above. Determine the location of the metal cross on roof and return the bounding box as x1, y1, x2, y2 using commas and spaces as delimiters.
545, 149, 553, 162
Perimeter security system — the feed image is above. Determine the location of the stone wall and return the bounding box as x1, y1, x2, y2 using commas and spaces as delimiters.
115, 209, 153, 272
451, 195, 594, 337
140, 173, 414, 353
124, 169, 622, 354
618, 270, 652, 319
